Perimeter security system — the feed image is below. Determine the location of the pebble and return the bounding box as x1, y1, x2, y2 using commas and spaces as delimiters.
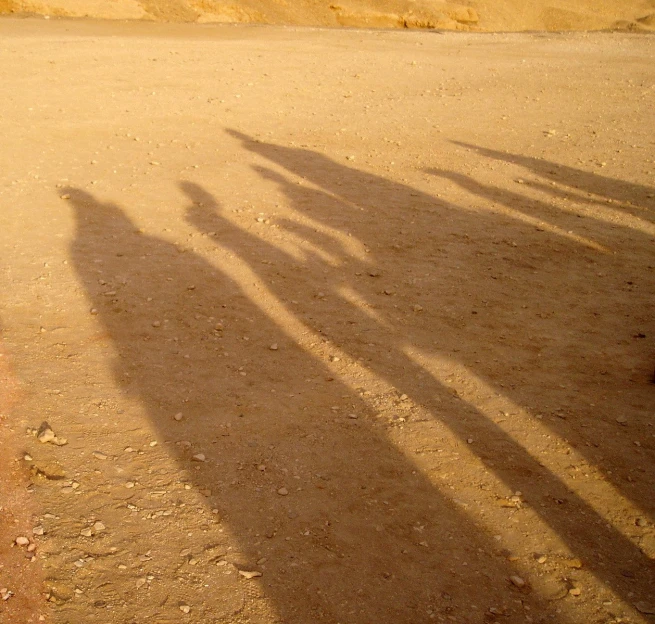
152, 320, 161, 328
634, 602, 655, 615
36, 422, 56, 444
537, 555, 547, 564
93, 521, 106, 532
179, 604, 191, 614
90, 308, 98, 315
238, 570, 262, 579
616, 416, 628, 425
32, 526, 44, 536
23, 454, 33, 461
348, 413, 358, 419
192, 453, 206, 462
92, 451, 108, 460
173, 412, 183, 421
15, 537, 30, 546
277, 487, 289, 496
467, 438, 474, 444
269, 343, 278, 351
568, 587, 581, 596
80, 528, 93, 537
509, 575, 526, 588
149, 441, 157, 447
36, 421, 67, 446
125, 481, 135, 488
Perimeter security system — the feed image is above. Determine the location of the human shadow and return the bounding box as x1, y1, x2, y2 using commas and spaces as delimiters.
67, 187, 566, 623
452, 141, 655, 221
205, 131, 655, 611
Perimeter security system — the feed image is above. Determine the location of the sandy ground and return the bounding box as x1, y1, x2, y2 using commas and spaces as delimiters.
1, 16, 654, 624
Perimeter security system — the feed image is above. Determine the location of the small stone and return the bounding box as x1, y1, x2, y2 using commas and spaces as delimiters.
537, 555, 547, 564
173, 412, 183, 421
269, 343, 278, 351
192, 453, 206, 462
15, 537, 30, 546
467, 438, 474, 444
258, 464, 266, 471
616, 416, 628, 425
238, 570, 262, 579
348, 413, 358, 419
179, 604, 191, 614
93, 521, 106, 532
509, 575, 526, 588
27, 543, 36, 552
634, 602, 655, 615
135, 578, 147, 589
277, 487, 289, 496
23, 454, 33, 461
152, 320, 161, 328
565, 557, 583, 569
92, 451, 108, 460
36, 422, 56, 444
80, 528, 93, 537
90, 308, 98, 315
60, 194, 71, 200
149, 441, 157, 447
568, 587, 581, 596
125, 481, 135, 488
32, 526, 44, 536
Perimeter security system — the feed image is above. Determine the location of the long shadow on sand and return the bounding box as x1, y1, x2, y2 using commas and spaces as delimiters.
68, 187, 569, 623
66, 131, 654, 621
195, 130, 655, 610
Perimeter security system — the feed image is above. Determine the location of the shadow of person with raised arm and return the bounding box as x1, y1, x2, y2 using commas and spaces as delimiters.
67, 186, 564, 623
194, 130, 655, 613
451, 141, 655, 221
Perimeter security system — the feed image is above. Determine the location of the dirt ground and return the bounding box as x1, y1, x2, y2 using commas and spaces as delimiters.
0, 16, 654, 624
